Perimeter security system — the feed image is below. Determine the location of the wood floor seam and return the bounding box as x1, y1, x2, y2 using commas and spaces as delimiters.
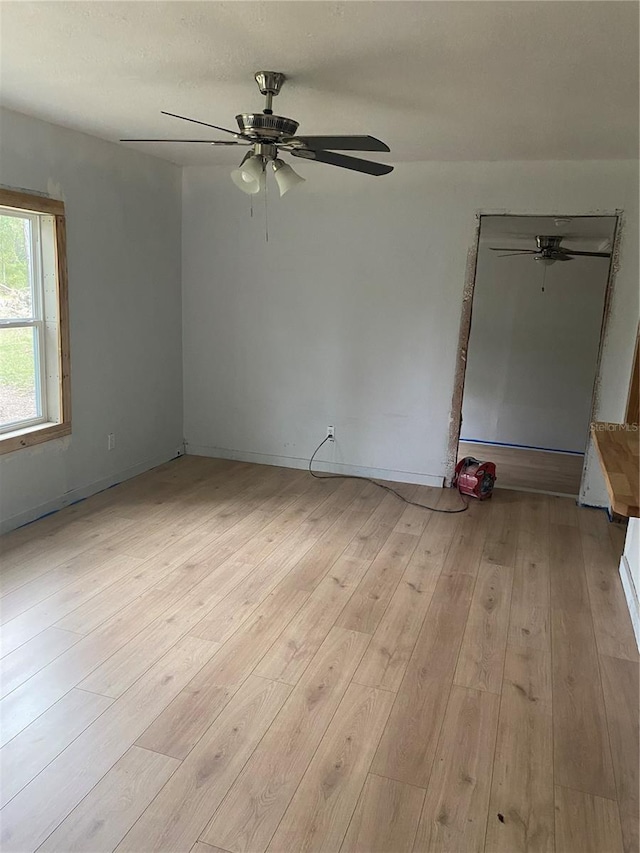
71, 685, 115, 698
554, 783, 619, 802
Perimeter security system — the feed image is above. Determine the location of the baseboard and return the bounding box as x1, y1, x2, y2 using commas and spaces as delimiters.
496, 484, 579, 499
1, 448, 183, 535
578, 499, 610, 511
460, 437, 584, 456
619, 552, 640, 653
185, 444, 444, 488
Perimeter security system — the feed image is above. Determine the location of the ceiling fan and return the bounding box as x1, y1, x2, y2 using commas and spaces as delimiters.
490, 235, 611, 266
121, 71, 393, 196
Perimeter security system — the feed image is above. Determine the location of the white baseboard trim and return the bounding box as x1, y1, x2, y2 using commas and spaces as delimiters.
1, 448, 182, 535
578, 500, 609, 511
185, 444, 444, 489
619, 553, 640, 653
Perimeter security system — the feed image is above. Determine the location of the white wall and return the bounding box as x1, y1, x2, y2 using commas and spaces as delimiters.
182, 159, 638, 507
620, 517, 640, 651
0, 109, 183, 532
461, 243, 610, 452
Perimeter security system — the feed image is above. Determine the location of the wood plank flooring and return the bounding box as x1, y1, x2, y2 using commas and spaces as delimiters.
0, 455, 637, 853
458, 442, 584, 496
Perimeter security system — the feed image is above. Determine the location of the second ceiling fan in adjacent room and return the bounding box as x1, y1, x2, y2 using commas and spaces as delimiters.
490, 235, 611, 266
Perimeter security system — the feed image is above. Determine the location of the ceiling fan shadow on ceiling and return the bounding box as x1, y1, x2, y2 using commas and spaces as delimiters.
120, 71, 394, 197
490, 235, 611, 266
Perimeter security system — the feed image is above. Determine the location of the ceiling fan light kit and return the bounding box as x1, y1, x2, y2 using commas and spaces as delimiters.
231, 153, 265, 195
121, 70, 393, 197
271, 158, 306, 196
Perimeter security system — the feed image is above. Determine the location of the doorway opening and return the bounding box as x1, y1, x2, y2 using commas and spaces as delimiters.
451, 213, 619, 497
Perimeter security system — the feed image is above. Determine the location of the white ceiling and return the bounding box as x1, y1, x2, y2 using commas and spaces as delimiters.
1, 1, 637, 166
479, 214, 618, 251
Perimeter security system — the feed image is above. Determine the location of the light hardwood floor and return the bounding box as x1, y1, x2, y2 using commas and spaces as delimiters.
458, 442, 585, 496
0, 456, 637, 853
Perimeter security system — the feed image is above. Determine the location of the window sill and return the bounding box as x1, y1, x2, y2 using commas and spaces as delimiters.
0, 421, 71, 455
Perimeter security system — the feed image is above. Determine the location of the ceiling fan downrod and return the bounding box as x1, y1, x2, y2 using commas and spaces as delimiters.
254, 71, 286, 115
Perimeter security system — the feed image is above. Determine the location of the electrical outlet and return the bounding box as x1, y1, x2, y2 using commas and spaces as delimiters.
107, 433, 116, 451
327, 425, 335, 442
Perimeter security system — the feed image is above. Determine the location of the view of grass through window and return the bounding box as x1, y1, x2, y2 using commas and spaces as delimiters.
0, 213, 38, 427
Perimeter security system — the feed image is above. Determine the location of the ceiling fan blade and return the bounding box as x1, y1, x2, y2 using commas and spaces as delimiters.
161, 110, 242, 138
564, 249, 611, 258
496, 252, 537, 257
489, 247, 537, 254
290, 148, 393, 176
552, 254, 573, 261
120, 139, 245, 145
284, 135, 390, 152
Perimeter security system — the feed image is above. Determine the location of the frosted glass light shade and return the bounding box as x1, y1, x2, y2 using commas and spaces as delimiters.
535, 256, 556, 266
231, 155, 264, 194
272, 159, 305, 196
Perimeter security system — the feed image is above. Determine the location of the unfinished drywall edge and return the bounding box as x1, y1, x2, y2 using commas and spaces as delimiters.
0, 447, 183, 534
584, 211, 624, 436
445, 212, 481, 485
447, 207, 629, 504
186, 444, 444, 488
579, 210, 631, 506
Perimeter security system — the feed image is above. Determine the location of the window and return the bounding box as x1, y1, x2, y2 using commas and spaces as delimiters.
0, 189, 70, 453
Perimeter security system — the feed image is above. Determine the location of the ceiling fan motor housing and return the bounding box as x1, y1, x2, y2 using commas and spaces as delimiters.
536, 235, 562, 251
236, 113, 299, 140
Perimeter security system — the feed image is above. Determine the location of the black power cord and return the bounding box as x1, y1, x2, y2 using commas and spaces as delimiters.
309, 435, 468, 514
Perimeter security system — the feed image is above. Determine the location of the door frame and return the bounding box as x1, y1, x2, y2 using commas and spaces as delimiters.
444, 209, 625, 489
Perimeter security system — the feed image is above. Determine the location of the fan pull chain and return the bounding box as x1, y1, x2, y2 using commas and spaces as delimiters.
541, 264, 547, 293
250, 195, 254, 218
264, 171, 269, 243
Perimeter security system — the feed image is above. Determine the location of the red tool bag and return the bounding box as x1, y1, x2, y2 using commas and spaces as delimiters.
453, 456, 496, 500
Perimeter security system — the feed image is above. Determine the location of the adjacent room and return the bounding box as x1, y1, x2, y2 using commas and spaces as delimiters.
458, 213, 618, 496
0, 3, 638, 852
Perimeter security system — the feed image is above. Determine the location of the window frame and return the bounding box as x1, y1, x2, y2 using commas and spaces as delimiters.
0, 188, 71, 454
0, 209, 48, 434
